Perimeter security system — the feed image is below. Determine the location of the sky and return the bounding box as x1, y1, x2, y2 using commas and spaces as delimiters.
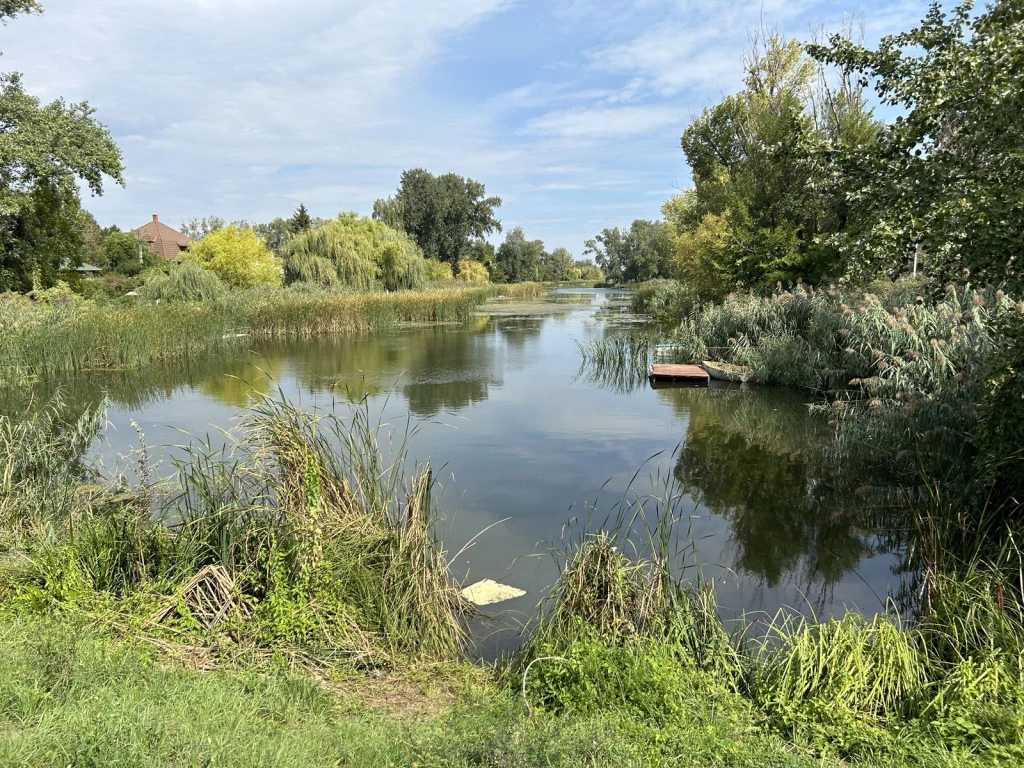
3, 0, 930, 254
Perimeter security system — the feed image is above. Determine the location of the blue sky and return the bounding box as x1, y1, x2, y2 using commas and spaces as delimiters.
4, 0, 929, 254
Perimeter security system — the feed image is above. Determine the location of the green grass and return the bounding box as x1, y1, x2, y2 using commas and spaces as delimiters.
0, 286, 499, 385
0, 612, 835, 768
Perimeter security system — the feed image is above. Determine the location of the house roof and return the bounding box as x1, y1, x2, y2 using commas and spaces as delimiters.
135, 214, 191, 261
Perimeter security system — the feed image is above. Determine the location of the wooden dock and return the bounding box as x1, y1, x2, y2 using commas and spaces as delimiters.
648, 364, 710, 383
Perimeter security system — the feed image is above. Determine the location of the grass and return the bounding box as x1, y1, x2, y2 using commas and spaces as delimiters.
0, 285, 501, 385
1, 391, 1023, 765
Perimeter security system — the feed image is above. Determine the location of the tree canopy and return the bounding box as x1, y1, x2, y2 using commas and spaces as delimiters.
809, 0, 1024, 290
493, 227, 545, 283
584, 219, 673, 284
662, 32, 879, 296
286, 213, 425, 291
373, 169, 502, 266
0, 63, 124, 290
186, 225, 282, 289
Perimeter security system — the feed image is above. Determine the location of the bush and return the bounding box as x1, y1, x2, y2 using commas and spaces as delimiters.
102, 231, 159, 276
455, 258, 488, 283
136, 261, 228, 303
186, 225, 282, 289
283, 253, 339, 288
286, 214, 426, 292
629, 279, 697, 320
424, 258, 453, 282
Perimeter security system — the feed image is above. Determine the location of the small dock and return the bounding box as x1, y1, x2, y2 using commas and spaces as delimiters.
648, 364, 710, 383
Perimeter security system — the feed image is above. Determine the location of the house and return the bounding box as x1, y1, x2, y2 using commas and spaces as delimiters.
134, 214, 191, 262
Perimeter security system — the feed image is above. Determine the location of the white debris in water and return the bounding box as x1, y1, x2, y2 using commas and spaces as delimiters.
460, 579, 526, 606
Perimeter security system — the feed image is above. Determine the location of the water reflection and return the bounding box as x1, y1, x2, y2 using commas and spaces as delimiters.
663, 388, 880, 598
2, 290, 908, 639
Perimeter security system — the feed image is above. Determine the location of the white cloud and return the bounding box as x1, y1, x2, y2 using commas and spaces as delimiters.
524, 105, 684, 139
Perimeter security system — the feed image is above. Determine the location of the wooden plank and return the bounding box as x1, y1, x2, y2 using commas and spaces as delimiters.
648, 364, 710, 383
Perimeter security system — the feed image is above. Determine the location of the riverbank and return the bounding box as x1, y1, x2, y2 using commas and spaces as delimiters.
1, 390, 1021, 766
0, 283, 551, 385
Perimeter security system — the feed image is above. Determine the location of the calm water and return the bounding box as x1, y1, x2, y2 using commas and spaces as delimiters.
65, 289, 904, 655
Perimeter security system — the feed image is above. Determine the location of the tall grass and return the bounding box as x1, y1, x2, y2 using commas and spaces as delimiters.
0, 286, 495, 385
1, 394, 469, 665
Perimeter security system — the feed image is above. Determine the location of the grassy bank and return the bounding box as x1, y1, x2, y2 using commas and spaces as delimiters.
0, 284, 555, 385
2, 394, 1022, 765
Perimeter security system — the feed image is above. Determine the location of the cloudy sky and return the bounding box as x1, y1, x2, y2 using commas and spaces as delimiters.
4, 0, 928, 253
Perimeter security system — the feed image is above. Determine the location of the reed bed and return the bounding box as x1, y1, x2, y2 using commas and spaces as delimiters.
0, 394, 469, 665
0, 286, 495, 384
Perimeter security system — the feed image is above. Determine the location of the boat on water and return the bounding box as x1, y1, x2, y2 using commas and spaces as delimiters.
701, 360, 755, 383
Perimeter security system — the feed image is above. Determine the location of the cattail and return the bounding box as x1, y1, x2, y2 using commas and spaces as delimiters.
1016, 302, 1024, 316
972, 294, 986, 307
832, 400, 847, 411
996, 290, 1005, 301
869, 398, 882, 409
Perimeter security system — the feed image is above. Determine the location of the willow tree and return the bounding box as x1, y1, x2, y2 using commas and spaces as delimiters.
286, 214, 425, 291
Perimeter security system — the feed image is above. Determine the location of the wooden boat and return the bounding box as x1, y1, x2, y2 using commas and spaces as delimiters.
648, 364, 710, 383
701, 360, 754, 383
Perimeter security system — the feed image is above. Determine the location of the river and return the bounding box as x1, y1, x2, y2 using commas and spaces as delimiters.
66, 289, 905, 656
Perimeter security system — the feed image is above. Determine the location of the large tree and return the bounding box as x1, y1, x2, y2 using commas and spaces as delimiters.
0, 73, 124, 291
373, 169, 502, 266
809, 0, 1024, 290
493, 227, 544, 283
1, 3, 124, 290
584, 219, 674, 284
666, 33, 878, 294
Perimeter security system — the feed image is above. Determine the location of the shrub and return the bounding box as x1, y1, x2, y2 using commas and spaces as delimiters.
186, 225, 282, 289
137, 261, 228, 303
286, 214, 425, 292
455, 258, 488, 283
424, 258, 453, 282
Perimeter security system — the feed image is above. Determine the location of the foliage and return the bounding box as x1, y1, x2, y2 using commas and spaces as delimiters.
809, 0, 1024, 290
288, 203, 312, 234
136, 261, 228, 303
493, 226, 545, 283
186, 224, 282, 289
573, 259, 604, 283
584, 219, 673, 284
538, 247, 575, 282
284, 252, 340, 288
179, 216, 227, 241
667, 284, 1013, 483
665, 32, 878, 292
102, 230, 148, 276
971, 308, 1024, 504
373, 168, 502, 267
455, 258, 488, 283
0, 62, 123, 291
286, 214, 425, 291
629, 279, 698, 320
423, 257, 453, 282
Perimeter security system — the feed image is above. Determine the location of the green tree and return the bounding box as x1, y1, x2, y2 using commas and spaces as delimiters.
373, 169, 502, 266
539, 247, 575, 282
286, 213, 425, 291
186, 224, 281, 288
102, 230, 152, 276
668, 33, 878, 291
809, 0, 1024, 290
584, 219, 673, 283
0, 64, 124, 291
494, 227, 544, 283
179, 216, 227, 241
287, 204, 312, 234
252, 217, 292, 257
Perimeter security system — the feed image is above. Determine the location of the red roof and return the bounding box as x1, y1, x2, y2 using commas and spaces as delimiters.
134, 214, 191, 262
